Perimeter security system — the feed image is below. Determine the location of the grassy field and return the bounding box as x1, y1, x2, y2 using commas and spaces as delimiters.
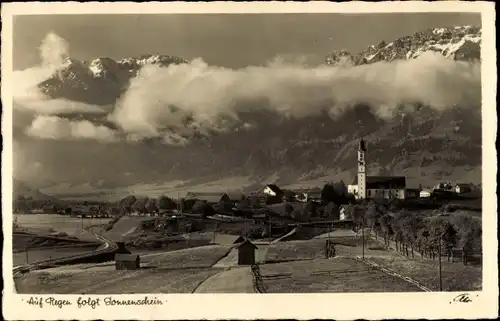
13, 245, 100, 266
15, 214, 109, 241
368, 256, 482, 291
266, 236, 389, 263
15, 244, 233, 294
259, 258, 422, 293
143, 244, 233, 269
15, 267, 223, 294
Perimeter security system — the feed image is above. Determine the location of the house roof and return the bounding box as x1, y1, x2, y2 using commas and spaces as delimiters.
351, 176, 406, 189
235, 238, 258, 250
455, 184, 471, 188
185, 192, 225, 203
115, 254, 139, 262
264, 184, 284, 195
225, 191, 246, 201
233, 235, 246, 244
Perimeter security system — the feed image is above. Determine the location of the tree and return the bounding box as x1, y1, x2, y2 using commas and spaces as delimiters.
325, 202, 340, 220
192, 200, 215, 218
402, 214, 425, 258
291, 210, 302, 221
321, 184, 338, 204
332, 180, 348, 204
284, 203, 294, 216
132, 197, 149, 214
428, 217, 458, 261
455, 215, 481, 265
379, 214, 393, 247
283, 190, 295, 202
416, 228, 431, 258
119, 195, 137, 212
301, 201, 314, 221
157, 195, 177, 210
145, 198, 158, 214
365, 201, 379, 230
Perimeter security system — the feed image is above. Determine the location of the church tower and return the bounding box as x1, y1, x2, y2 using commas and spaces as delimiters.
357, 139, 367, 199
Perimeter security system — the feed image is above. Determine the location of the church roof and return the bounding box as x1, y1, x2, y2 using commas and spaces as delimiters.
352, 176, 406, 189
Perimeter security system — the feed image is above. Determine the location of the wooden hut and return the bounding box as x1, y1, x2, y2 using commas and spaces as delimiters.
236, 239, 258, 265
115, 254, 140, 270
115, 242, 132, 254
233, 235, 246, 244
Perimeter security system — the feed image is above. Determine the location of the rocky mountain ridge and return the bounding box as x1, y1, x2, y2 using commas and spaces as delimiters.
39, 54, 187, 105
326, 25, 481, 66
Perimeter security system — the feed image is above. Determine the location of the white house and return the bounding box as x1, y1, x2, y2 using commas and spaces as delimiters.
339, 205, 348, 221
419, 190, 432, 198
261, 184, 284, 197
455, 184, 472, 194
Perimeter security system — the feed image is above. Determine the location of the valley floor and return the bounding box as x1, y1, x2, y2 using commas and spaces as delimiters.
14, 229, 482, 294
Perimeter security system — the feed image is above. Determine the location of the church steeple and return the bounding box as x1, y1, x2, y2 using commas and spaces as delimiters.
359, 138, 366, 152
357, 138, 367, 199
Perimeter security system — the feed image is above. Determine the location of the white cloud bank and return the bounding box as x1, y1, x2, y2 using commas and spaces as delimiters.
13, 32, 481, 145
25, 116, 117, 142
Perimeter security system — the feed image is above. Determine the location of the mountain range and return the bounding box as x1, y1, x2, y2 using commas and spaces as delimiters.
14, 26, 482, 200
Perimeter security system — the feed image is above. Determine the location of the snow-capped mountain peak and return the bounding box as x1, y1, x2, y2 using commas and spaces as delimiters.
37, 54, 187, 105
326, 25, 481, 66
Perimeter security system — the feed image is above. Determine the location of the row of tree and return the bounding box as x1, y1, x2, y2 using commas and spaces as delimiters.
347, 200, 481, 266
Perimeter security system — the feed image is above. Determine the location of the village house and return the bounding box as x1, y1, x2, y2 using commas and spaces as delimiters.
405, 188, 421, 199
455, 183, 472, 194
293, 187, 322, 203
419, 189, 432, 198
185, 191, 246, 206
185, 192, 230, 205
261, 184, 284, 198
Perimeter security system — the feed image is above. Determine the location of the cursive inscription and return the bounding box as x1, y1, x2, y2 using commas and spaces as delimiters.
25, 297, 72, 309
24, 296, 166, 309
452, 293, 473, 303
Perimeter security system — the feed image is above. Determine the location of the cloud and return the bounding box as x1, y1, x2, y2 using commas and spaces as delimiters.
25, 115, 118, 142
12, 140, 45, 181
110, 52, 480, 141
15, 98, 108, 115
38, 31, 70, 67
14, 32, 481, 146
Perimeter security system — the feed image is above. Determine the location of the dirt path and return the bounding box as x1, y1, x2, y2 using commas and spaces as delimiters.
193, 267, 255, 293
314, 229, 357, 239
357, 256, 432, 292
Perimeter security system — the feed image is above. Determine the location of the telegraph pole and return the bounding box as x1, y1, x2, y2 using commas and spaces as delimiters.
361, 218, 365, 260
438, 239, 443, 291
213, 224, 216, 245
177, 192, 181, 214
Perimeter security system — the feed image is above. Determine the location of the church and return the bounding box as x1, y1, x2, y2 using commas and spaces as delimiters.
347, 139, 407, 200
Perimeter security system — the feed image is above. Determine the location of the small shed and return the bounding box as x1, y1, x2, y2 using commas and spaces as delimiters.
115, 242, 132, 254
235, 238, 258, 265
115, 254, 140, 270
233, 235, 246, 244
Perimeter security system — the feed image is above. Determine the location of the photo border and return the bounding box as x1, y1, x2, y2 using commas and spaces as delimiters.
2, 2, 497, 320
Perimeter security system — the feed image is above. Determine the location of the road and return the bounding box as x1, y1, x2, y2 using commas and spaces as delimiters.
194, 267, 255, 293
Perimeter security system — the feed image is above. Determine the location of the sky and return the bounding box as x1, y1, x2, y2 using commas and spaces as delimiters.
13, 13, 481, 69
11, 12, 482, 193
